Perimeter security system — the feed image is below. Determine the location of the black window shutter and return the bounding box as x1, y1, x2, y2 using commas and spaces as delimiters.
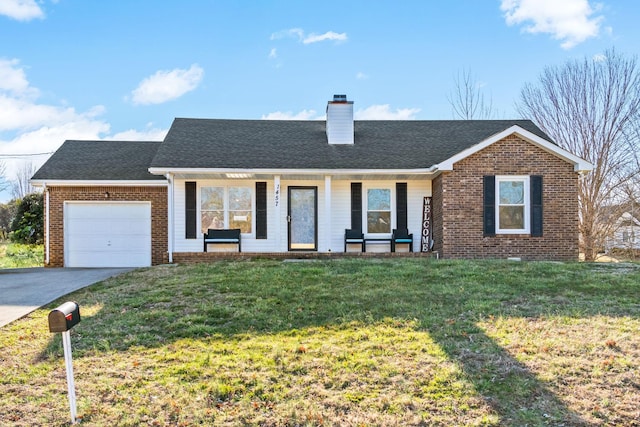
483, 176, 496, 236
256, 182, 267, 239
396, 182, 408, 230
185, 181, 197, 239
530, 175, 543, 237
351, 183, 362, 231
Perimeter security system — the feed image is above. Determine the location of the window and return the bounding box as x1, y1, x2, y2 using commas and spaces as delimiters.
496, 176, 530, 234
366, 188, 391, 234
201, 186, 252, 233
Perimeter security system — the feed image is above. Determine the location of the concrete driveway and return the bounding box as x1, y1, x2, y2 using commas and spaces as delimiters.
0, 268, 132, 328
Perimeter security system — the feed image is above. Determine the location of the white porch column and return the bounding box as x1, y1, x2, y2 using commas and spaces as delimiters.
274, 175, 282, 251
324, 175, 332, 252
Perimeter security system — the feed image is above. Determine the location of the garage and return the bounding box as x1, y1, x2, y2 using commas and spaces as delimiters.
64, 202, 152, 267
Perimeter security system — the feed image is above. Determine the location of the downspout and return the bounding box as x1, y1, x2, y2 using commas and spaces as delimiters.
44, 183, 50, 265
166, 173, 174, 263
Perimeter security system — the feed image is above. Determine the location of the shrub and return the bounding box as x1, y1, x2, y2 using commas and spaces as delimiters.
10, 192, 44, 244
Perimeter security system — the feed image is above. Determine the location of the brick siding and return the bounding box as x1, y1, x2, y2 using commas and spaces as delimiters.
433, 135, 580, 261
45, 186, 167, 267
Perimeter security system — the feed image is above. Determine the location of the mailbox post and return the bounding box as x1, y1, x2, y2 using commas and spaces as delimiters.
48, 302, 81, 424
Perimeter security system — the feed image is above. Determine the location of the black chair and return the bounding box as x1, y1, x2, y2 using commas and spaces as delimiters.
344, 229, 365, 252
391, 228, 413, 252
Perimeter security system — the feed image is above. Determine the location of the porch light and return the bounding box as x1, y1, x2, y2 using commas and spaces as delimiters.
225, 173, 252, 179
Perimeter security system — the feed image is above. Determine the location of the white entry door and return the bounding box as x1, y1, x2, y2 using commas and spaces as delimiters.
65, 202, 152, 267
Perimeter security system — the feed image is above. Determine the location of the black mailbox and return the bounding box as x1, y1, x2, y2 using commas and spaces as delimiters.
48, 302, 81, 333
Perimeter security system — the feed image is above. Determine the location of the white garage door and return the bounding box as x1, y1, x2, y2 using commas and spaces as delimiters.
65, 202, 152, 267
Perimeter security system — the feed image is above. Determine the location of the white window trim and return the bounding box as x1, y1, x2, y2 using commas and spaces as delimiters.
199, 184, 255, 236
495, 175, 530, 235
363, 184, 395, 236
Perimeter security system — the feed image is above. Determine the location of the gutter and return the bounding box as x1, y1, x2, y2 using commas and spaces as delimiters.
30, 179, 168, 187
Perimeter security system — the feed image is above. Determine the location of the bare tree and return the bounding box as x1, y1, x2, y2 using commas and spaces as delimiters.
517, 49, 640, 261
11, 161, 37, 200
0, 160, 9, 193
448, 69, 495, 120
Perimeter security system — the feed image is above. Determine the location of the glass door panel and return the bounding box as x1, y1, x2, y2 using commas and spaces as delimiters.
288, 187, 317, 250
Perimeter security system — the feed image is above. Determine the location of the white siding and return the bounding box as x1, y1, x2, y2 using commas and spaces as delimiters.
407, 180, 432, 252
173, 179, 280, 253
326, 102, 354, 145
171, 177, 432, 254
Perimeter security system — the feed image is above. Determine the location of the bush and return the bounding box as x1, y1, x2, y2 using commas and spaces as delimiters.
10, 192, 44, 244
0, 201, 17, 240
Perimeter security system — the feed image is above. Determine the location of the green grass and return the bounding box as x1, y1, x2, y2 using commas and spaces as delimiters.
0, 241, 44, 268
1, 259, 639, 426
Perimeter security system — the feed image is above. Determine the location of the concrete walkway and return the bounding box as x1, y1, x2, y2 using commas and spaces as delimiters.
0, 267, 132, 328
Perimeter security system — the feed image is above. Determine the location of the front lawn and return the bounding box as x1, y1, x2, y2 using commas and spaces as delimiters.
1, 259, 639, 426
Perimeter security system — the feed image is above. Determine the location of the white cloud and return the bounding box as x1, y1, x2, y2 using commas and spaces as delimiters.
355, 104, 420, 120
0, 0, 44, 21
500, 0, 604, 49
261, 109, 321, 120
356, 72, 368, 80
302, 31, 347, 44
268, 48, 277, 59
131, 64, 204, 105
270, 28, 347, 44
0, 58, 36, 95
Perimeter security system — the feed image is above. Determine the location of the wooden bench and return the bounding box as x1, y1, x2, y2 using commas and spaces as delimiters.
203, 228, 241, 252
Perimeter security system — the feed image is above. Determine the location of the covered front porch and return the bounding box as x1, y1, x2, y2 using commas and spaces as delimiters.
165, 171, 436, 261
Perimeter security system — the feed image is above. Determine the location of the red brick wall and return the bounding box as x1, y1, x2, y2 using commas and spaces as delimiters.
45, 186, 167, 267
435, 135, 580, 261
432, 174, 444, 256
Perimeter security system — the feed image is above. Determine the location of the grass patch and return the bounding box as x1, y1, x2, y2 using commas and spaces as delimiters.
1, 259, 639, 426
0, 241, 44, 268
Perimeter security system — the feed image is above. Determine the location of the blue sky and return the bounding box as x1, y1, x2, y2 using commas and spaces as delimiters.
0, 0, 638, 201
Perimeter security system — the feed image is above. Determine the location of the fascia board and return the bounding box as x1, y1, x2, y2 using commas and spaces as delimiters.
435, 125, 594, 173
31, 179, 168, 188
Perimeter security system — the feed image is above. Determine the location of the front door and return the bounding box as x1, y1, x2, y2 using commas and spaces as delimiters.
288, 186, 318, 251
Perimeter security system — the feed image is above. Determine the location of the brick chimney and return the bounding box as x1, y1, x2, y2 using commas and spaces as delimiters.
326, 94, 354, 144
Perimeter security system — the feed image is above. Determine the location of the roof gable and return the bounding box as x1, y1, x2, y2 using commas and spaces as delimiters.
436, 125, 593, 173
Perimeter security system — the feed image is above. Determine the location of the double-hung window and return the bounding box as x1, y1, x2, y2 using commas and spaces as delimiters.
366, 187, 392, 234
201, 186, 252, 233
496, 176, 530, 234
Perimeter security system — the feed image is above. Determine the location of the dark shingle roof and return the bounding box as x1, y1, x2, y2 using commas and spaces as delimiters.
150, 119, 551, 170
32, 140, 164, 181
33, 120, 552, 181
